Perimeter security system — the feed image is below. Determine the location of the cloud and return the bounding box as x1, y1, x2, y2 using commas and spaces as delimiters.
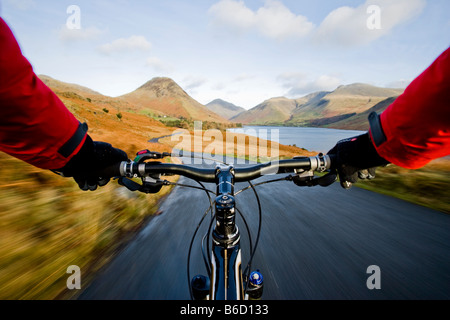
385, 79, 411, 89
145, 56, 173, 73
314, 0, 426, 46
4, 0, 35, 10
98, 35, 151, 55
58, 25, 105, 42
208, 0, 314, 40
209, 0, 426, 45
278, 72, 342, 96
182, 76, 208, 91
233, 73, 254, 82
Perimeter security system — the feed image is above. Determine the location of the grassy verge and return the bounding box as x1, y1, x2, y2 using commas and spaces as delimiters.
356, 158, 450, 214
0, 153, 176, 300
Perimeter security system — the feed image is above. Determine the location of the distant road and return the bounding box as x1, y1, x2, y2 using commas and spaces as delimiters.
79, 162, 450, 299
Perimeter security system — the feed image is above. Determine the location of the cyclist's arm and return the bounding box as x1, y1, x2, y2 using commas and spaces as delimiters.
0, 17, 86, 170
370, 47, 450, 169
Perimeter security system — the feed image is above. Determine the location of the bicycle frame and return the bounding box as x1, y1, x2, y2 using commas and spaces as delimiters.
210, 164, 244, 300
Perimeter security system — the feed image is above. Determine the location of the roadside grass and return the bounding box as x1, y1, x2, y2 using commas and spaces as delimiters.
0, 152, 176, 300
356, 158, 450, 214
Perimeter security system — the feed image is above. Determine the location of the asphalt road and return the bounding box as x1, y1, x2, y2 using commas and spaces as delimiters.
79, 161, 450, 300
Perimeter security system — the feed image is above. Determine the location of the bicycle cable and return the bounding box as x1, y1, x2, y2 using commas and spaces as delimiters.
177, 152, 229, 165
242, 180, 262, 292
166, 172, 296, 298
234, 174, 294, 195
184, 180, 215, 300
165, 181, 215, 195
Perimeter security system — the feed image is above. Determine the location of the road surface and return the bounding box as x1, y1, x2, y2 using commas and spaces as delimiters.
79, 160, 450, 300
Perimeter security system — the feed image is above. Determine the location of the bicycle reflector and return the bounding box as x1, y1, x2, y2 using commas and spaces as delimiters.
247, 270, 264, 300
249, 270, 263, 286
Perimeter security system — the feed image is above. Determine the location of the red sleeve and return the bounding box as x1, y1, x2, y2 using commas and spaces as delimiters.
0, 18, 86, 170
371, 47, 450, 169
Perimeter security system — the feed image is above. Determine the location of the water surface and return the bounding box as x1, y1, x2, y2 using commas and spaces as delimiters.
228, 126, 365, 153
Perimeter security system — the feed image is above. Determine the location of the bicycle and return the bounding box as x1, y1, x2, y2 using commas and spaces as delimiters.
100, 150, 337, 300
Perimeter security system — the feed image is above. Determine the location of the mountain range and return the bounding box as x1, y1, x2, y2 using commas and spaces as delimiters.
39, 75, 404, 131
205, 99, 246, 120
231, 83, 404, 130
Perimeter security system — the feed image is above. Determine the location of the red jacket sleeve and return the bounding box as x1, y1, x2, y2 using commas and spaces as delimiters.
371, 47, 450, 169
0, 18, 86, 170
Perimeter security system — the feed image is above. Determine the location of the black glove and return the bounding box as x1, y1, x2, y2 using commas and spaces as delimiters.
327, 132, 389, 189
56, 135, 128, 191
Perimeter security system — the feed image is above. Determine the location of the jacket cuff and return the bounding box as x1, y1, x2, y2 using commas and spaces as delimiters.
368, 111, 387, 147
58, 122, 88, 158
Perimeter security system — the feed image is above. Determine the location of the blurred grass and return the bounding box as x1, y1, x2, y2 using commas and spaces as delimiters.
0, 152, 176, 300
357, 158, 450, 214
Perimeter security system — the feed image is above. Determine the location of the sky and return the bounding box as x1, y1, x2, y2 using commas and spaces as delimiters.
1, 0, 449, 110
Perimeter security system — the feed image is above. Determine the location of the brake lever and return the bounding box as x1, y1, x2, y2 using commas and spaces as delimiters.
118, 177, 142, 191
116, 149, 170, 194
315, 171, 337, 187
118, 176, 164, 193
292, 171, 337, 187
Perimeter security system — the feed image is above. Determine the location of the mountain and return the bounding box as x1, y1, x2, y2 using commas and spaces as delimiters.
322, 96, 398, 130
287, 83, 403, 127
331, 83, 403, 97
233, 83, 404, 129
39, 75, 102, 96
205, 99, 246, 120
120, 77, 229, 123
38, 75, 176, 157
231, 96, 302, 125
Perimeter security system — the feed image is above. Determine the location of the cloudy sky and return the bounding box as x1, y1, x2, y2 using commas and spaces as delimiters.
1, 0, 449, 109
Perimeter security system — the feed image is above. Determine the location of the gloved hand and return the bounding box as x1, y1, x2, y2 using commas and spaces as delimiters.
56, 135, 128, 191
327, 132, 389, 189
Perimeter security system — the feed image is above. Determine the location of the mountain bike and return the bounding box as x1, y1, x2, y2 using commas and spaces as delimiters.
101, 150, 336, 300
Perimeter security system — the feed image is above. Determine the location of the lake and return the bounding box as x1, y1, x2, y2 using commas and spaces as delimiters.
227, 126, 365, 153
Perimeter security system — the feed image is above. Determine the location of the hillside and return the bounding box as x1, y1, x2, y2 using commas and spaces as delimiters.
120, 77, 229, 123
324, 96, 398, 130
205, 99, 246, 120
38, 75, 175, 156
231, 96, 302, 125
39, 75, 102, 96
330, 83, 403, 97
288, 84, 403, 128
233, 83, 404, 129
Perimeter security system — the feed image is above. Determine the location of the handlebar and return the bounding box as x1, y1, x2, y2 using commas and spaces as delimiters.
100, 154, 334, 183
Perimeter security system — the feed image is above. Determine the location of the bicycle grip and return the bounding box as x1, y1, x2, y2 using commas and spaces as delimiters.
97, 161, 125, 179
327, 153, 337, 170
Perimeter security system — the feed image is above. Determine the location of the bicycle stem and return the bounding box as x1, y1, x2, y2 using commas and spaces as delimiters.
213, 164, 239, 247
